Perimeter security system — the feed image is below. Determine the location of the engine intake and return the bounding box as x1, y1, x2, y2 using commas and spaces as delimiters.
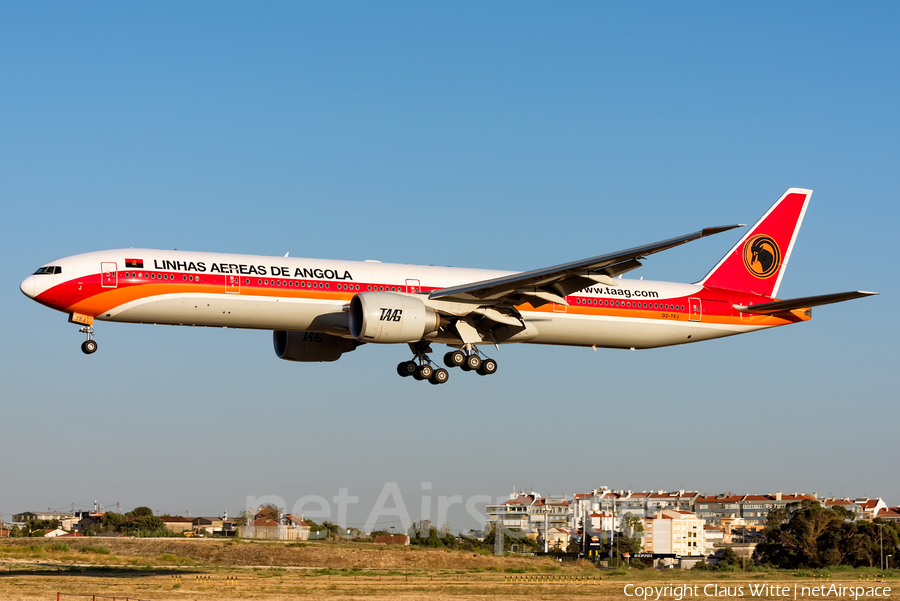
349, 292, 439, 343
273, 331, 360, 362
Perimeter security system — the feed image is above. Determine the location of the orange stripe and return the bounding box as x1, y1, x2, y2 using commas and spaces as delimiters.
65, 283, 810, 327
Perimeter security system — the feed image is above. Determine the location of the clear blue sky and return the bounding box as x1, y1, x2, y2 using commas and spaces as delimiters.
2, 2, 897, 530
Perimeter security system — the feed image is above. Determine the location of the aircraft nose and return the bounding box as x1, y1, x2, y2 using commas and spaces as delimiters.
20, 275, 36, 299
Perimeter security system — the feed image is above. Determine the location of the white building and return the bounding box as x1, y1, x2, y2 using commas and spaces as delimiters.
588, 512, 616, 532
704, 524, 724, 554
642, 509, 706, 557
486, 490, 569, 538
571, 488, 700, 531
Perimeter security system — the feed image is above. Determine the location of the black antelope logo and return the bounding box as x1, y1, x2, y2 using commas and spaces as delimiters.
742, 234, 781, 278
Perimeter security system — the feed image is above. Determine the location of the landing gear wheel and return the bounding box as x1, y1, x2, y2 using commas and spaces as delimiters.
397, 361, 417, 377
429, 368, 449, 385
444, 350, 466, 368
464, 353, 481, 371
415, 364, 434, 381
476, 358, 497, 376
81, 340, 98, 355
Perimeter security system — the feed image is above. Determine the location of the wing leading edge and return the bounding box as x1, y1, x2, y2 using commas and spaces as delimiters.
429, 225, 743, 307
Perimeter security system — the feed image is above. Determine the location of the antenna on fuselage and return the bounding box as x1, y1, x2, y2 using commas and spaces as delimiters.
285, 252, 290, 257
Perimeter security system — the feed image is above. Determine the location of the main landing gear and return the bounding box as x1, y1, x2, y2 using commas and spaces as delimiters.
397, 342, 499, 385
396, 342, 449, 385
79, 325, 97, 355
443, 345, 498, 376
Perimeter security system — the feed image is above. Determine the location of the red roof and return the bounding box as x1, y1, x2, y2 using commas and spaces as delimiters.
743, 495, 771, 502
503, 495, 535, 505
374, 534, 409, 545
284, 514, 309, 527
252, 518, 278, 527
696, 495, 743, 503
648, 492, 697, 499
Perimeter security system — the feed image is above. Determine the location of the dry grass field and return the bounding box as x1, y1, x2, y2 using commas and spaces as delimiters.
0, 539, 895, 600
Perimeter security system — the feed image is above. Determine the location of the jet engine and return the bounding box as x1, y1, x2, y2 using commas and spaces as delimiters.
273, 330, 360, 362
349, 292, 440, 343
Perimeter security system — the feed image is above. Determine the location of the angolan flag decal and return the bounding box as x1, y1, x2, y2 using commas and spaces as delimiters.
125, 258, 144, 268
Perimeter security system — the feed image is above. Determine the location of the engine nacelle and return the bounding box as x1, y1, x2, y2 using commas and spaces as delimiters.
273, 331, 360, 362
349, 292, 439, 343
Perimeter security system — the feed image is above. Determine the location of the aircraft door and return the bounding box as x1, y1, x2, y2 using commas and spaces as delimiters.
689, 297, 702, 321
101, 263, 118, 288
405, 279, 421, 294
226, 274, 241, 293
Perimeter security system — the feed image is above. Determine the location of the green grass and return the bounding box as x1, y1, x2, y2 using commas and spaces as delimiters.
158, 553, 196, 565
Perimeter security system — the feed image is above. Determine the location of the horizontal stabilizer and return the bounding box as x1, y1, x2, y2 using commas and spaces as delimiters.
733, 291, 878, 314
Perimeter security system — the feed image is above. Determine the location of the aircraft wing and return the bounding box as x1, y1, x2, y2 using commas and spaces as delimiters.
429, 225, 742, 307
733, 291, 878, 314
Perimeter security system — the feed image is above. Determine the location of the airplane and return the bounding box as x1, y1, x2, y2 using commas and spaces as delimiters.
20, 188, 876, 385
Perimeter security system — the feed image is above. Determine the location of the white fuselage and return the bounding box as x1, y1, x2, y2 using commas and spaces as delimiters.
22, 248, 781, 351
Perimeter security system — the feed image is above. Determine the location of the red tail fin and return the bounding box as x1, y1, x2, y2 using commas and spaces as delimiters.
698, 188, 811, 298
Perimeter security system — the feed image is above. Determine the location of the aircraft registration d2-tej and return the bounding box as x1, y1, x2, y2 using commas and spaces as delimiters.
21, 188, 876, 385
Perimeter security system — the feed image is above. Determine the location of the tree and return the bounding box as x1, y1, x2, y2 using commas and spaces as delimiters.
481, 523, 540, 554
129, 506, 154, 518
124, 515, 165, 535
715, 547, 743, 571
100, 512, 129, 533
25, 518, 60, 533
756, 500, 900, 569
255, 503, 282, 521
623, 513, 644, 537
320, 521, 341, 540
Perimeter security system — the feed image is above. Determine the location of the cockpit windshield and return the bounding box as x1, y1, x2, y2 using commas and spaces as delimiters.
33, 266, 62, 275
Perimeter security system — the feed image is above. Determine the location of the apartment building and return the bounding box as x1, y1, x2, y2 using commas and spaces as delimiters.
823, 498, 887, 521
486, 491, 569, 537
642, 509, 706, 557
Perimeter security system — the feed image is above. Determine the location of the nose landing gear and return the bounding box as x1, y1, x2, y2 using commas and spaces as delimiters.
79, 326, 97, 354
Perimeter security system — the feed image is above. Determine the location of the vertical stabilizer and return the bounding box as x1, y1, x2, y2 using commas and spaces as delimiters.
698, 188, 811, 298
